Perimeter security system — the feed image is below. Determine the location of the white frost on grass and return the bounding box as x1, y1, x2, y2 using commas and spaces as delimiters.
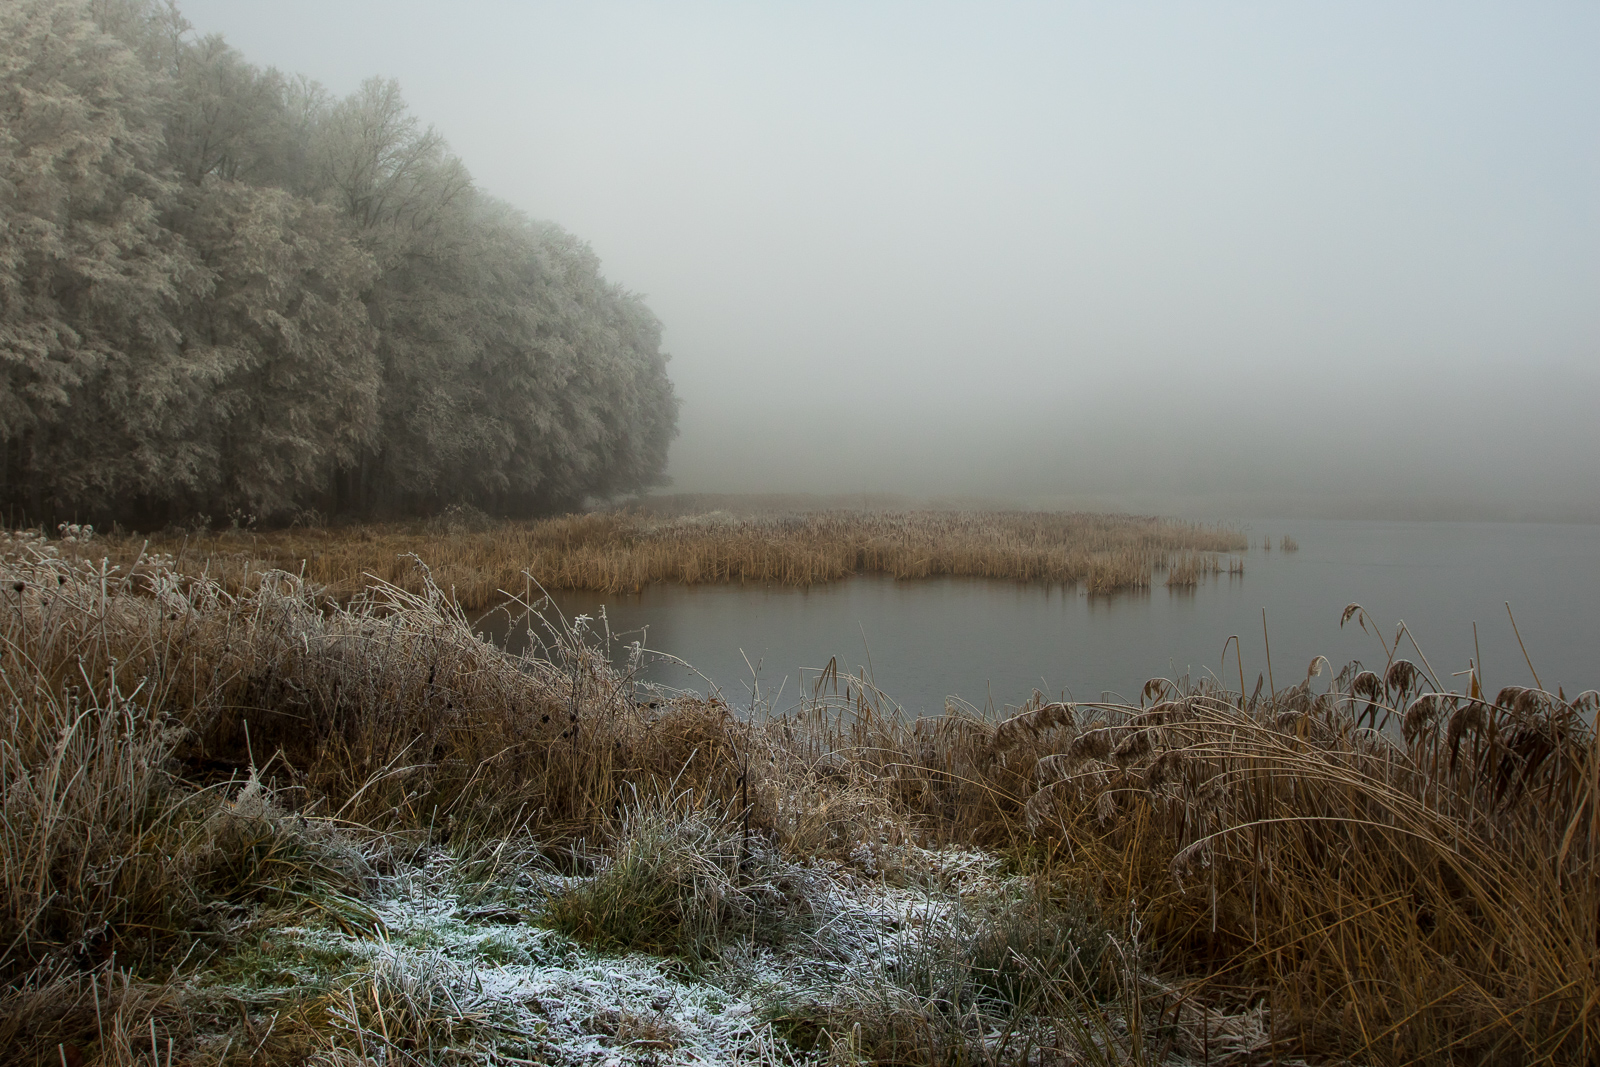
276, 846, 1005, 1065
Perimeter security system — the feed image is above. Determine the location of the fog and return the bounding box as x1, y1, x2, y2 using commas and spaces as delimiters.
179, 1, 1599, 521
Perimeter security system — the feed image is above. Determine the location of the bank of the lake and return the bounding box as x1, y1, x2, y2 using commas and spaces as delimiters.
488, 517, 1599, 715
3, 529, 1594, 1064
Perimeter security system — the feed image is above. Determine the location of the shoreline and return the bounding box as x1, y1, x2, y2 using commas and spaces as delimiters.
0, 537, 1591, 1063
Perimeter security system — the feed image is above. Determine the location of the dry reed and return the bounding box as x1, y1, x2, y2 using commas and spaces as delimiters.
71, 505, 1247, 608
0, 537, 1589, 1065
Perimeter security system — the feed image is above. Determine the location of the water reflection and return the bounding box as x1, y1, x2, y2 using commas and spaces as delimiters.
475, 520, 1599, 716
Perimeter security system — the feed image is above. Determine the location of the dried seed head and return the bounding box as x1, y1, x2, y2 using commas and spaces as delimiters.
1022, 786, 1059, 834
994, 701, 1076, 751
1403, 692, 1457, 745
1172, 836, 1213, 879
1031, 752, 1074, 787
1142, 748, 1184, 790
1274, 710, 1306, 731
1495, 686, 1547, 720
1111, 728, 1153, 767
1142, 678, 1174, 704
1067, 724, 1114, 766
1351, 671, 1384, 703
1385, 660, 1421, 694
1445, 702, 1487, 767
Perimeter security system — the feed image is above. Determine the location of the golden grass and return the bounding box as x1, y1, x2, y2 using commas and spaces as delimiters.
1, 537, 1590, 1065
1162, 551, 1222, 588
79, 505, 1247, 609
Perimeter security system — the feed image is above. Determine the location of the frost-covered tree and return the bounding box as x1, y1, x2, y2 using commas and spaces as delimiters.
306, 77, 470, 247
352, 198, 678, 515
0, 0, 209, 513
0, 0, 678, 524
163, 34, 294, 187
170, 178, 378, 515
491, 220, 679, 510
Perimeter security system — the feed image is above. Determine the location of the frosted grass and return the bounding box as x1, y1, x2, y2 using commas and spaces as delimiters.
265, 847, 1008, 1065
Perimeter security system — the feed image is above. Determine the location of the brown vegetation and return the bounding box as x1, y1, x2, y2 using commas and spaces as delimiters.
2, 535, 1590, 1065
1161, 552, 1222, 588
77, 505, 1247, 608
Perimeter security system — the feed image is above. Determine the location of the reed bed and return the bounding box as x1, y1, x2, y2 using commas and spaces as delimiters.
1162, 552, 1223, 588
72, 505, 1247, 608
0, 536, 1590, 1065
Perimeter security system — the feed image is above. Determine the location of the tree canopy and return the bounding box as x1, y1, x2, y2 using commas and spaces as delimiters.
0, 0, 678, 524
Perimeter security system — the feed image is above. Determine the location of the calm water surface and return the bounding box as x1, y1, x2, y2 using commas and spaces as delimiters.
480, 519, 1599, 715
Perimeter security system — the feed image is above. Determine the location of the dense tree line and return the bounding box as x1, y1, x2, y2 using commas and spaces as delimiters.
0, 0, 678, 525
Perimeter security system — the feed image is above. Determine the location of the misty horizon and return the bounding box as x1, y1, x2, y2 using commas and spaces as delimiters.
160, 2, 1600, 521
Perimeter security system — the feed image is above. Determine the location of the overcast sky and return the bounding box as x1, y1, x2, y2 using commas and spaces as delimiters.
177, 1, 1599, 519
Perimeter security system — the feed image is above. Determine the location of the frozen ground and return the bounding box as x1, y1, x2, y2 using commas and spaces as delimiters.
249, 847, 1012, 1065
190, 839, 1276, 1066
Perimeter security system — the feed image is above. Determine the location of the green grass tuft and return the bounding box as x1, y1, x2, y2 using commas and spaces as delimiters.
542, 797, 814, 960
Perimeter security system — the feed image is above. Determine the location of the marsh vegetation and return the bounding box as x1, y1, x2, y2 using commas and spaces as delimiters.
2, 4, 1593, 1064
1, 532, 1593, 1065
69, 504, 1248, 607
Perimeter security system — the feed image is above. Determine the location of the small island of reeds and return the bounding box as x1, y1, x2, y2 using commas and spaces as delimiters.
77, 496, 1249, 609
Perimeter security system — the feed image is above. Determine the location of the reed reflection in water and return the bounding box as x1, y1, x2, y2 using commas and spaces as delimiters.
479, 519, 1600, 715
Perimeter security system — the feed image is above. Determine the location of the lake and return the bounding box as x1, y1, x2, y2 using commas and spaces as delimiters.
477, 519, 1599, 715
